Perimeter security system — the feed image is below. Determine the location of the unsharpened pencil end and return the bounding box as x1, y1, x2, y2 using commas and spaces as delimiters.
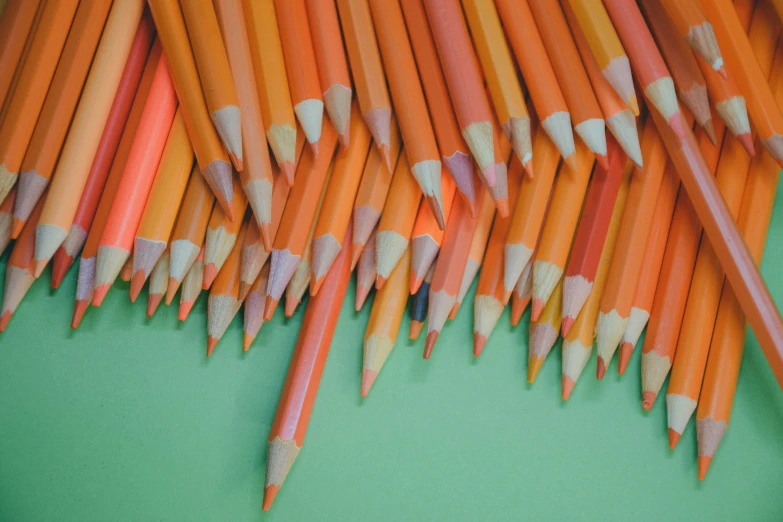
698, 456, 712, 481
596, 356, 607, 380
146, 294, 163, 317
409, 320, 423, 340
473, 333, 486, 357
668, 428, 681, 450
72, 300, 88, 329
0, 311, 11, 332
361, 369, 377, 397
448, 303, 458, 321
263, 296, 278, 322
166, 278, 179, 305
561, 316, 575, 337
206, 336, 218, 357
423, 331, 438, 359
562, 375, 575, 401
129, 271, 146, 302
262, 485, 278, 511
10, 218, 24, 239
737, 133, 755, 156
531, 298, 545, 322
374, 274, 386, 290
642, 391, 656, 411
202, 264, 218, 290
617, 343, 633, 375
92, 284, 110, 307
243, 333, 254, 352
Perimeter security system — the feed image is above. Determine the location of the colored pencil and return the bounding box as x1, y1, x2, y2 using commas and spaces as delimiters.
510, 258, 532, 328
355, 227, 377, 312
179, 245, 204, 321
660, 0, 726, 75
409, 258, 435, 340
0, 1, 43, 129
244, 260, 270, 350
0, 187, 14, 256
146, 249, 169, 317
409, 175, 456, 294
0, 0, 42, 110
528, 277, 564, 383
203, 174, 248, 290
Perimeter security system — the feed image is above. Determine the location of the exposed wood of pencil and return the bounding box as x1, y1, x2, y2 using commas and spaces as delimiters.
262, 222, 353, 512
0, 188, 15, 256
202, 175, 248, 290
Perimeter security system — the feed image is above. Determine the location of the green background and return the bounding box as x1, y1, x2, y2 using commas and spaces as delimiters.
1, 193, 782, 522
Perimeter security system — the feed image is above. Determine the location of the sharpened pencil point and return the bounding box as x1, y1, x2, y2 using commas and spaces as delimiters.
129, 271, 146, 302
166, 278, 179, 305
92, 284, 110, 307
561, 316, 575, 337
737, 133, 755, 156
264, 296, 279, 321
565, 153, 578, 173
668, 428, 681, 450
448, 303, 458, 320
531, 298, 545, 322
374, 274, 386, 290
703, 120, 717, 146
355, 283, 371, 311
71, 300, 88, 329
146, 294, 163, 317
260, 223, 272, 252
562, 375, 575, 401
522, 159, 534, 178
380, 144, 393, 174
202, 263, 218, 289
596, 357, 607, 380
717, 64, 727, 79
527, 355, 544, 383
596, 153, 609, 171
642, 391, 656, 411
178, 300, 195, 322
667, 112, 686, 139
350, 245, 363, 271
494, 197, 509, 217
409, 320, 423, 340
310, 276, 324, 296
207, 336, 218, 357
282, 162, 295, 186
50, 256, 71, 289
361, 369, 377, 397
425, 194, 446, 230
284, 296, 299, 317
423, 331, 438, 359
0, 311, 11, 332
627, 94, 640, 117
33, 259, 47, 278
617, 342, 633, 375
238, 282, 251, 302
262, 485, 278, 511
10, 218, 24, 239
473, 333, 486, 357
243, 333, 254, 352
698, 456, 712, 481
409, 274, 423, 295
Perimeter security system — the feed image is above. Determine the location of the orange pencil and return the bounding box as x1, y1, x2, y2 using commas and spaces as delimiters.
264, 124, 339, 320
463, 0, 536, 169
0, 192, 45, 332
207, 217, 249, 356
0, 0, 41, 110
602, 0, 685, 137
374, 155, 422, 290
495, 0, 577, 168
11, 0, 111, 238
642, 0, 715, 142
92, 51, 178, 306
148, 0, 236, 220
215, 0, 276, 246
531, 142, 595, 321
0, 187, 16, 256
369, 0, 446, 228
0, 2, 44, 129
355, 227, 377, 311
203, 174, 248, 290
424, 0, 502, 180
409, 257, 435, 339
310, 106, 371, 294
409, 175, 456, 294
34, 0, 147, 274
400, 0, 478, 216
483, 110, 513, 215
562, 165, 631, 399
305, 0, 352, 145
504, 132, 561, 301
640, 127, 724, 410
243, 0, 298, 180
336, 0, 393, 169
473, 169, 522, 356
595, 120, 668, 379
510, 259, 533, 327
244, 261, 270, 350
566, 0, 639, 115
0, 0, 79, 203
129, 110, 193, 301
262, 221, 353, 511
351, 119, 402, 268
424, 193, 485, 358
361, 246, 410, 396
120, 254, 134, 282
528, 0, 607, 168
563, 1, 643, 168
50, 15, 155, 289
179, 245, 205, 321
146, 248, 170, 317
528, 277, 564, 383
70, 41, 163, 329
180, 0, 242, 169
660, 0, 726, 75
274, 0, 324, 148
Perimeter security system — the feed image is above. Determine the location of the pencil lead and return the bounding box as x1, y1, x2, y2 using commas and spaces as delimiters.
697, 456, 712, 481
260, 223, 272, 252
510, 296, 529, 327
243, 333, 254, 352
374, 274, 386, 290
527, 355, 544, 383
50, 258, 69, 289
562, 375, 575, 401
281, 161, 295, 187
409, 274, 424, 295
71, 300, 88, 329
561, 316, 575, 337
425, 194, 446, 230
10, 218, 24, 239
129, 271, 146, 302
202, 263, 218, 289
178, 300, 194, 322
668, 428, 681, 450
531, 298, 545, 322
667, 112, 686, 139
360, 369, 377, 398
642, 391, 656, 412
284, 296, 300, 317
617, 342, 633, 375
494, 197, 509, 217
409, 320, 423, 340
564, 153, 578, 173
355, 283, 372, 311
0, 311, 11, 332
310, 276, 324, 296
473, 333, 486, 357
737, 133, 755, 157
92, 284, 110, 307
33, 259, 48, 278
596, 356, 607, 380
350, 245, 363, 271
522, 158, 534, 179
263, 296, 279, 321
146, 293, 163, 317
423, 331, 438, 359
716, 64, 726, 80
702, 120, 717, 146
206, 336, 218, 357
165, 278, 179, 305
262, 485, 279, 511
448, 303, 459, 321
627, 94, 640, 117
238, 283, 251, 303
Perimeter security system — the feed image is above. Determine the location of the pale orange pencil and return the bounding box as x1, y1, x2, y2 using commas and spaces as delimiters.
425, 0, 502, 180
310, 105, 371, 294
528, 277, 564, 383
275, 0, 324, 148
215, 0, 276, 245
243, 0, 298, 180
179, 246, 204, 321
530, 142, 595, 321
180, 0, 242, 169
146, 249, 169, 317
305, 0, 352, 145
203, 175, 248, 290
0, 0, 42, 110
244, 261, 270, 350
400, 0, 478, 216
410, 174, 456, 294
34, 0, 147, 275
130, 110, 193, 301
374, 155, 422, 290
351, 119, 402, 268
148, 0, 236, 219
660, 0, 726, 75
0, 0, 79, 203
337, 0, 393, 169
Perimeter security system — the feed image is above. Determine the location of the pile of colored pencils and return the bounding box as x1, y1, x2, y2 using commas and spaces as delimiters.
1, 0, 783, 509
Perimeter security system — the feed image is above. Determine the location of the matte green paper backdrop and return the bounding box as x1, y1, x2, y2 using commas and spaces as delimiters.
1, 193, 782, 521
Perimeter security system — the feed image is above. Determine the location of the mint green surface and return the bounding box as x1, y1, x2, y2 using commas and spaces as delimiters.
1, 195, 782, 522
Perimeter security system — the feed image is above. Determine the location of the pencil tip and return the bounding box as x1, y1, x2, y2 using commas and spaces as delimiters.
350, 245, 363, 271
282, 162, 295, 186
129, 271, 146, 302
423, 331, 438, 359
409, 320, 423, 340
473, 333, 486, 357
310, 276, 324, 296
562, 375, 575, 400
10, 218, 23, 239
355, 284, 370, 311
642, 391, 656, 411
146, 293, 163, 317
596, 357, 607, 380
238, 282, 250, 302
361, 369, 377, 397
522, 159, 534, 179
71, 300, 88, 329
178, 300, 194, 322
561, 316, 575, 337
737, 133, 755, 156
264, 296, 278, 321
494, 197, 509, 217
0, 311, 11, 332
206, 337, 218, 357
565, 153, 578, 173
374, 274, 386, 290
698, 456, 712, 480
531, 298, 544, 322
627, 94, 640, 117
617, 342, 633, 375
409, 275, 423, 295
166, 278, 179, 305
262, 485, 278, 511
717, 63, 727, 79
668, 428, 681, 450
703, 120, 717, 146
50, 257, 69, 289
667, 112, 686, 139
260, 223, 272, 252
92, 285, 110, 307
527, 355, 544, 383
380, 144, 393, 173
284, 296, 299, 317
448, 303, 458, 321
596, 153, 609, 171
426, 195, 446, 230
202, 264, 218, 289
243, 333, 254, 352
33, 259, 47, 278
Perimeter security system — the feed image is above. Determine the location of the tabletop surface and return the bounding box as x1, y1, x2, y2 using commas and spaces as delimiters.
1, 191, 782, 522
